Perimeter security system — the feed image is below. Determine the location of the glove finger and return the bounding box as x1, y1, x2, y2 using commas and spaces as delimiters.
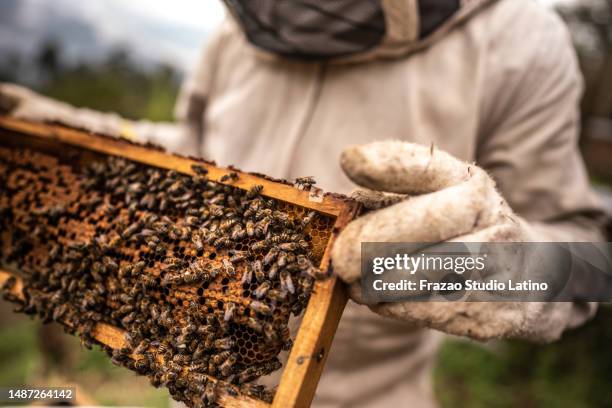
449, 219, 523, 243
0, 83, 29, 114
341, 141, 471, 194
331, 171, 502, 284
350, 188, 408, 210
347, 281, 365, 304
370, 301, 525, 341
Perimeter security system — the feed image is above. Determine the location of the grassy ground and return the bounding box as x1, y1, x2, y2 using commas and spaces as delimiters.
3, 303, 612, 407
0, 302, 170, 407
434, 305, 612, 408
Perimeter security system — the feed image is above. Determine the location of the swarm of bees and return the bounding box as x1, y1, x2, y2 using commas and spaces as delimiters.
0, 146, 334, 407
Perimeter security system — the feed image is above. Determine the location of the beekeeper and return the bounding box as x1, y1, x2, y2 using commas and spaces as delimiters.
0, 0, 607, 406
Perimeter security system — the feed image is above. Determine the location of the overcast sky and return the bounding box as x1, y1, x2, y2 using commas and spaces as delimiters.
0, 0, 569, 75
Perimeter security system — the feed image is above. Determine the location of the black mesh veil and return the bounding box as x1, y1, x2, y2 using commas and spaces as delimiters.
223, 0, 386, 60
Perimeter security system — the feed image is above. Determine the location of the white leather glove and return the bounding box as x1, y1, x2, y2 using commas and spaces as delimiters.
0, 83, 187, 152
331, 141, 596, 342
0, 82, 136, 138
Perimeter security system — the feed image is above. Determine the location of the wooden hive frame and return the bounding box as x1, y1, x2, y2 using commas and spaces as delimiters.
0, 116, 360, 408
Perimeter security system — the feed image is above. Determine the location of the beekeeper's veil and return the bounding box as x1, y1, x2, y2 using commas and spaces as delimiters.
222, 0, 494, 62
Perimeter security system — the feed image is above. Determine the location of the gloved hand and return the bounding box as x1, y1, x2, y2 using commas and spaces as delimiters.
0, 82, 138, 138
331, 141, 590, 342
0, 82, 190, 153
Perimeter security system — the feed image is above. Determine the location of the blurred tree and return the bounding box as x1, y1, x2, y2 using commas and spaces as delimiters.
37, 39, 62, 80
557, 0, 612, 118
0, 51, 21, 83
14, 42, 182, 122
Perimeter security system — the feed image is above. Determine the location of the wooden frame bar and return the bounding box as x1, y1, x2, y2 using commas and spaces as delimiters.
0, 117, 360, 408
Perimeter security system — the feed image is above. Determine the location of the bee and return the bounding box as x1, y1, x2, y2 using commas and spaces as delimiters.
192, 263, 217, 284
121, 221, 142, 239
196, 323, 215, 336
185, 215, 200, 226
299, 276, 314, 296
133, 357, 150, 374
198, 227, 213, 242
182, 321, 197, 335
226, 383, 240, 396
189, 361, 208, 374
203, 381, 217, 404
159, 310, 173, 326
214, 236, 230, 249
263, 322, 278, 343
280, 270, 295, 295
111, 348, 130, 365
214, 259, 234, 278
245, 359, 283, 380
230, 224, 246, 241
167, 180, 185, 195
229, 250, 247, 264
267, 288, 286, 302
146, 239, 163, 253
254, 217, 271, 237
292, 301, 305, 316
263, 248, 279, 266
191, 233, 204, 252
268, 233, 290, 244
173, 353, 191, 365
276, 251, 288, 267
255, 208, 272, 221
294, 176, 316, 189
236, 366, 262, 384
149, 305, 160, 321
220, 218, 238, 232
159, 195, 169, 211
279, 242, 298, 252
251, 260, 265, 282
121, 312, 136, 326
211, 351, 231, 366
253, 281, 270, 299
247, 184, 263, 198
267, 263, 279, 280
48, 244, 61, 261
301, 211, 316, 228
246, 317, 263, 333
149, 372, 163, 388
245, 220, 255, 237
220, 172, 239, 182
191, 164, 209, 175
141, 275, 157, 289
251, 239, 269, 252
209, 205, 224, 218
224, 302, 236, 322
272, 211, 291, 225
133, 261, 146, 274
241, 383, 266, 399
117, 304, 134, 315
169, 226, 190, 240
140, 193, 157, 210
250, 300, 272, 316
214, 337, 235, 351
160, 371, 178, 385
194, 175, 209, 188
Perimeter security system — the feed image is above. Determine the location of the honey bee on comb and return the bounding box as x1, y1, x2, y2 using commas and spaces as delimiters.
0, 145, 337, 407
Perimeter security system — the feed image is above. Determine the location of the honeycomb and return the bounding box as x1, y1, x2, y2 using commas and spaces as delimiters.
0, 144, 336, 407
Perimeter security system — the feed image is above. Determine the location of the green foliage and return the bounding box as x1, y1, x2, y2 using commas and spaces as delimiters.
434, 305, 612, 407
38, 48, 180, 122
1, 40, 181, 122
0, 319, 42, 386
0, 310, 169, 408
